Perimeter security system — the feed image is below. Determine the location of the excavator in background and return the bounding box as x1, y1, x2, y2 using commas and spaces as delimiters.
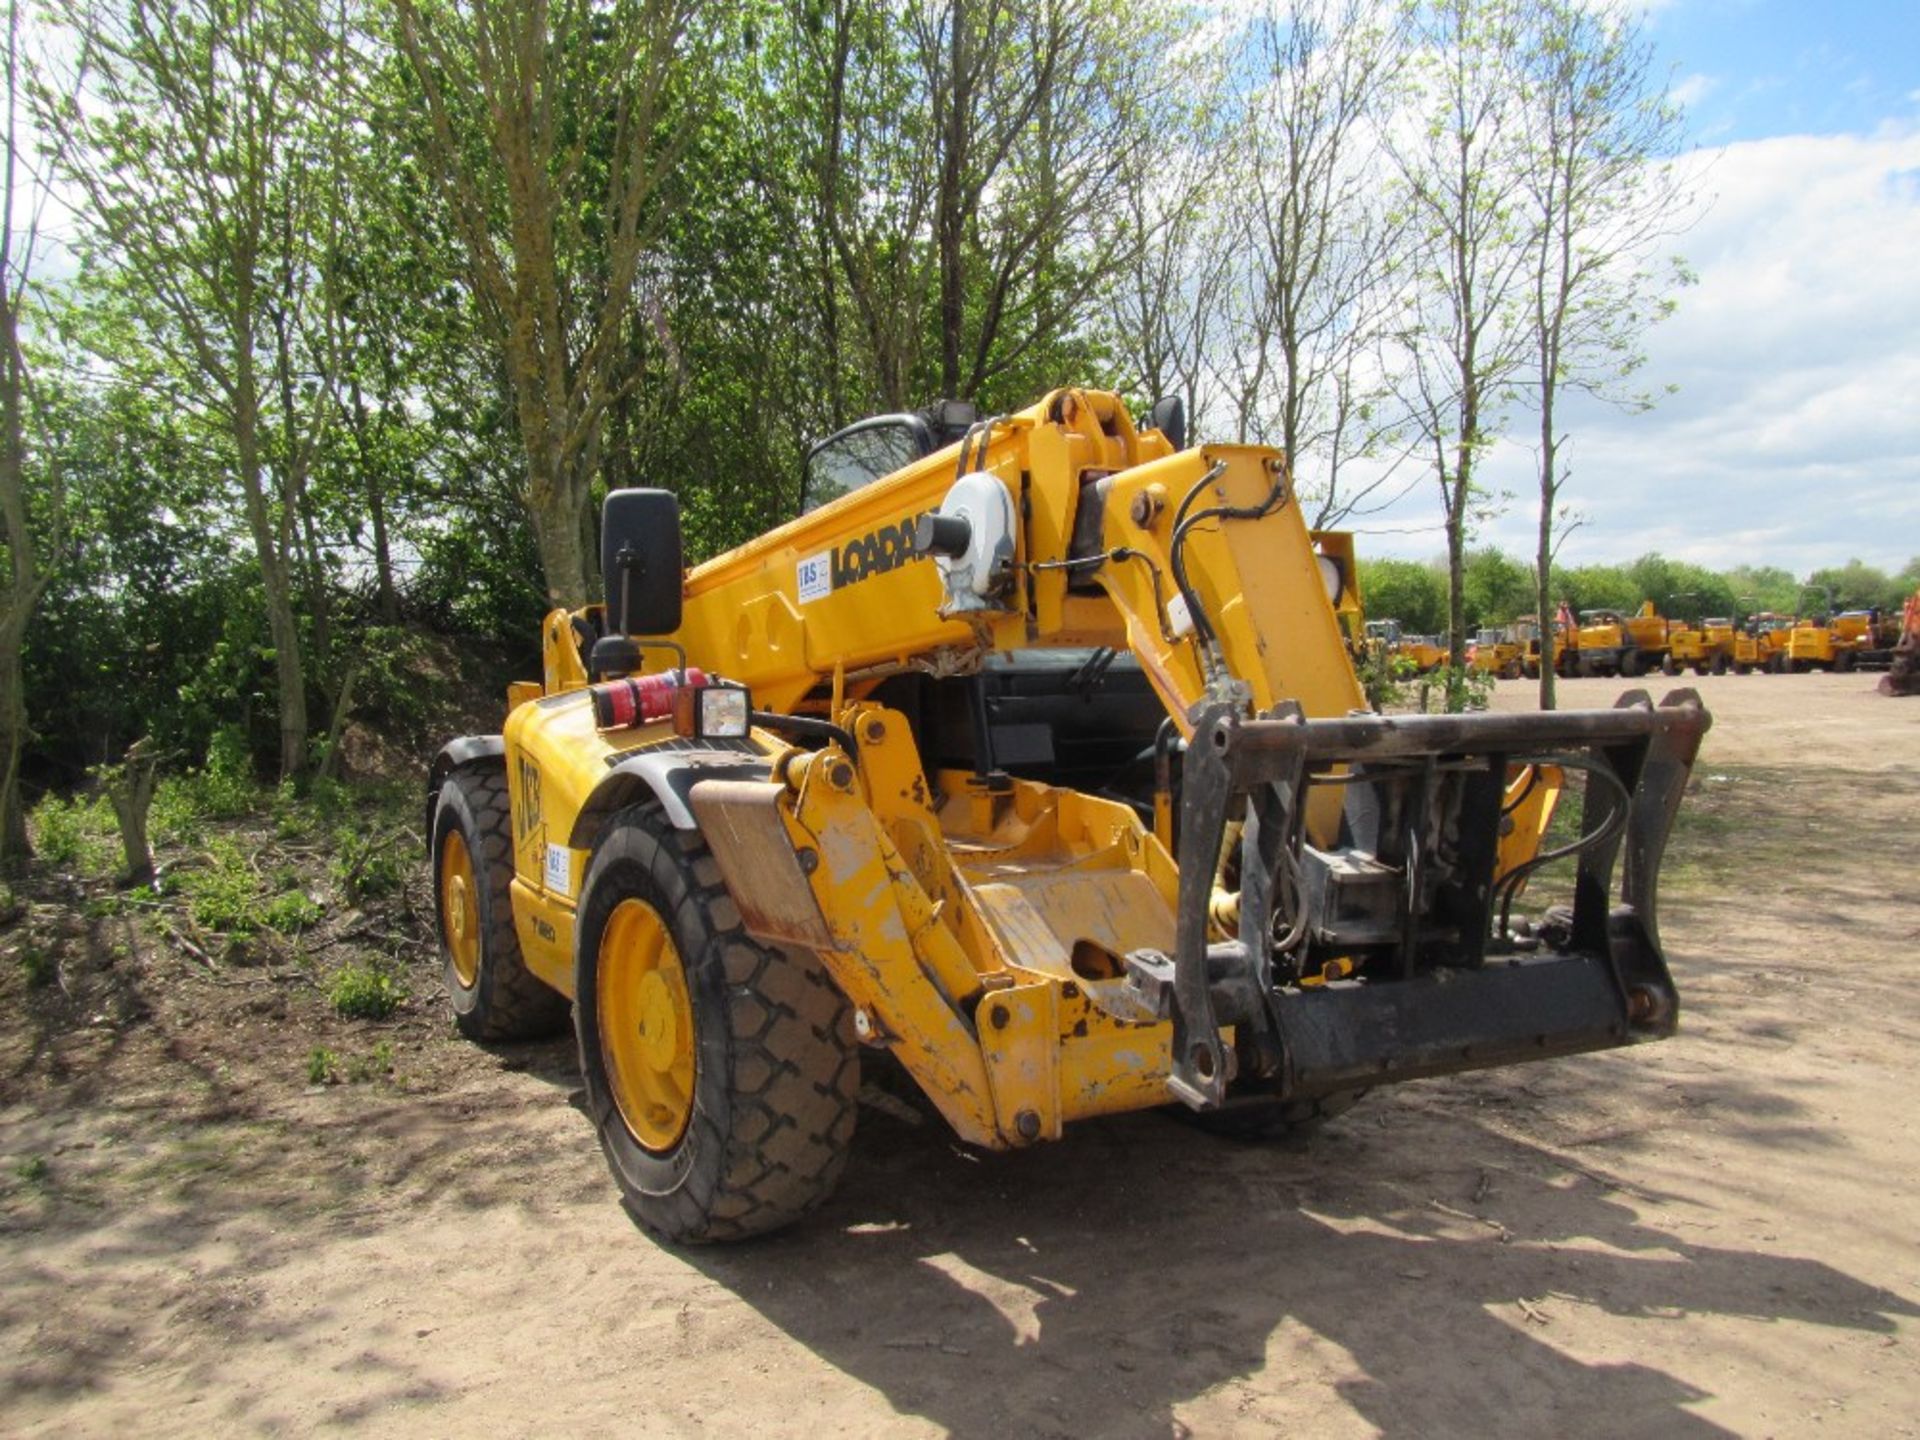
1881, 591, 1920, 696
427, 388, 1710, 1243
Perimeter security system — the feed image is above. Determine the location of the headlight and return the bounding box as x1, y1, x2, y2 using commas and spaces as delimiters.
672, 682, 752, 740
1316, 555, 1343, 604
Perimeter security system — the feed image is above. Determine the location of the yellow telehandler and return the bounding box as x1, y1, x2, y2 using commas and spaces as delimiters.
428, 389, 1710, 1242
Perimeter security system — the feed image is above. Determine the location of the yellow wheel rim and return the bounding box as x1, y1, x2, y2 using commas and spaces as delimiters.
440, 829, 481, 988
598, 898, 697, 1152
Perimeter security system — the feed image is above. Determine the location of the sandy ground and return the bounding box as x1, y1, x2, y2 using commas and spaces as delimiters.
3, 672, 1917, 1437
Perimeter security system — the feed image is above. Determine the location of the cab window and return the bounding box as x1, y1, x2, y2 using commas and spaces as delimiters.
801, 416, 932, 513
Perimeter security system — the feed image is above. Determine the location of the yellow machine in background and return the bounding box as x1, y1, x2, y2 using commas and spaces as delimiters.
1311, 531, 1366, 664
1733, 613, 1793, 673
1666, 617, 1735, 676
429, 389, 1709, 1243
1467, 627, 1524, 680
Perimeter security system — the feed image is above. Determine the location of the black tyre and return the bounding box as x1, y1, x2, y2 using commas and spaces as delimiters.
1621, 649, 1643, 678
574, 804, 858, 1243
1177, 1088, 1368, 1142
1835, 650, 1856, 672
433, 767, 570, 1041
1734, 662, 1751, 675
1712, 653, 1729, 675
1661, 654, 1679, 676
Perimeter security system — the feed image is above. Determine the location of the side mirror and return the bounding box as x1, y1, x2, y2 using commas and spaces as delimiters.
601, 489, 683, 636
1147, 395, 1187, 451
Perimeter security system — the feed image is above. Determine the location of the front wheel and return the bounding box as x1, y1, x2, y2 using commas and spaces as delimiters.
1662, 655, 1680, 676
1712, 654, 1729, 675
1621, 650, 1643, 678
433, 767, 570, 1040
574, 804, 858, 1243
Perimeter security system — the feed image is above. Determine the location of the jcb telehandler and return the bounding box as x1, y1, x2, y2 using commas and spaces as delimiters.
429, 389, 1709, 1243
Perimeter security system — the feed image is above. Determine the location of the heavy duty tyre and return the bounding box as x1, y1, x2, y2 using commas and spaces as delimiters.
1178, 1088, 1368, 1142
433, 767, 570, 1041
1835, 650, 1856, 672
1522, 660, 1540, 680
1712, 654, 1730, 675
574, 803, 858, 1244
1621, 649, 1643, 678
1662, 654, 1680, 676
1734, 662, 1751, 675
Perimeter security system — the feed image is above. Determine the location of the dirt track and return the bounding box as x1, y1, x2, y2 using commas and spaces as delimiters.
4, 673, 1918, 1436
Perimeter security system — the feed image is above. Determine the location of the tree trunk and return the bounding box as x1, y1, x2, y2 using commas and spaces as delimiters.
234, 348, 308, 781
0, 610, 29, 867
105, 740, 160, 888
1536, 401, 1559, 712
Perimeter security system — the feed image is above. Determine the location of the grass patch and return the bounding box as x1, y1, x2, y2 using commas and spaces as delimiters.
307, 1047, 339, 1085
182, 839, 267, 933
14, 1154, 49, 1185
328, 964, 405, 1020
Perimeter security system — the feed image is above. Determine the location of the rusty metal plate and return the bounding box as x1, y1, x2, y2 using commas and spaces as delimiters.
688, 779, 834, 950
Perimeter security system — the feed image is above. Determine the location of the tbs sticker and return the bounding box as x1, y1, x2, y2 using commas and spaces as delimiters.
544, 843, 572, 897
797, 550, 833, 604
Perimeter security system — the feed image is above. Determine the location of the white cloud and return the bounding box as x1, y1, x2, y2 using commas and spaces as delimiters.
1670, 72, 1718, 109
1360, 122, 1920, 577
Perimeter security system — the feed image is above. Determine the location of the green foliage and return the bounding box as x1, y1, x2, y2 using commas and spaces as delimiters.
29, 794, 116, 874
346, 1040, 397, 1083
1359, 558, 1448, 634
1803, 559, 1910, 614
182, 840, 265, 933
328, 964, 405, 1020
331, 828, 404, 903
306, 1047, 339, 1085
1461, 548, 1536, 627
14, 1154, 50, 1185
262, 891, 324, 934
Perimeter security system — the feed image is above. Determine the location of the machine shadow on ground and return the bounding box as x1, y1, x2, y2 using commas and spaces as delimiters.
680, 1073, 1916, 1439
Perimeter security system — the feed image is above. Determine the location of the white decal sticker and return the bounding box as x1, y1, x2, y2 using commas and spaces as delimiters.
544, 843, 572, 897
796, 550, 833, 604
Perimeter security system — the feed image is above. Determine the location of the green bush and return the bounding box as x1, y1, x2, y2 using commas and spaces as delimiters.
182, 840, 264, 933
263, 891, 324, 933
30, 794, 116, 874
331, 827, 404, 903
328, 964, 405, 1019
306, 1047, 339, 1085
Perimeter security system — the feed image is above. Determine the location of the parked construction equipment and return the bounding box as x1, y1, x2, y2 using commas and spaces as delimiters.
1467, 627, 1524, 680
1881, 592, 1920, 696
1666, 617, 1734, 676
428, 388, 1710, 1242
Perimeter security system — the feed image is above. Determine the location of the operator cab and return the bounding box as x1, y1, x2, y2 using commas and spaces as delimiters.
802, 399, 1167, 816
800, 400, 982, 513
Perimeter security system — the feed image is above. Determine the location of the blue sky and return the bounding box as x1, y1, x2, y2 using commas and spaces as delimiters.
1654, 0, 1920, 144
1359, 0, 1920, 577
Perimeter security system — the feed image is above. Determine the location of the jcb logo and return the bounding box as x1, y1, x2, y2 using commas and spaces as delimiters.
831, 511, 934, 591
517, 759, 542, 840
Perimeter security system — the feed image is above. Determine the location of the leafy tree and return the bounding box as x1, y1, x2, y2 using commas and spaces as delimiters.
37, 0, 340, 780
1805, 559, 1902, 613
1359, 557, 1448, 635
389, 0, 709, 607
1461, 547, 1534, 627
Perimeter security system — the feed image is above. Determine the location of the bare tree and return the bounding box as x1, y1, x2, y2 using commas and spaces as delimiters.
389, 0, 704, 607
0, 0, 59, 863
1228, 0, 1410, 526
38, 0, 335, 780
1518, 0, 1689, 709
1387, 0, 1533, 686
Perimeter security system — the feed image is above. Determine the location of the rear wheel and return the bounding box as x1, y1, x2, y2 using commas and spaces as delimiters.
574, 804, 858, 1243
1621, 649, 1643, 678
1734, 662, 1751, 675
1712, 653, 1729, 675
1661, 655, 1680, 676
433, 767, 569, 1040
1835, 650, 1856, 672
